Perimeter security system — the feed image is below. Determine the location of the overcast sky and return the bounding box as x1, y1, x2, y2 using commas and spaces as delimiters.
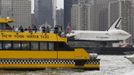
57, 0, 64, 9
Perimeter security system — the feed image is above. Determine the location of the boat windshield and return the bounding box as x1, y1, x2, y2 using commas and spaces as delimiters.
0, 23, 12, 30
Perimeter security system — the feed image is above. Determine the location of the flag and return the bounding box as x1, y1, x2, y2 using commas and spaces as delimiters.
66, 23, 72, 33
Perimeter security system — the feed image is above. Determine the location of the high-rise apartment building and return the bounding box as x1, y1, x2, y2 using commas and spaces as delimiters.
56, 9, 64, 28
64, 0, 73, 30
131, 0, 134, 43
71, 0, 91, 30
119, 0, 134, 43
34, 0, 56, 27
108, 0, 120, 27
71, 4, 80, 30
0, 0, 31, 28
71, 0, 109, 30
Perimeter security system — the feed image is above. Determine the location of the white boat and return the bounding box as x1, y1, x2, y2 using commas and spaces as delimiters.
125, 54, 134, 64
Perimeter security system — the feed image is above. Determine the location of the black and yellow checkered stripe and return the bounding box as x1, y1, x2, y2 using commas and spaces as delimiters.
0, 59, 75, 65
86, 59, 100, 65
0, 59, 100, 65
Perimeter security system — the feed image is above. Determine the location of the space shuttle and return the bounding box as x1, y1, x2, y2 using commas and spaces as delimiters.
66, 18, 131, 42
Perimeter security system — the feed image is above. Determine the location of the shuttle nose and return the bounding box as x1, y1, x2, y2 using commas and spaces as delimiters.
123, 31, 131, 39
127, 32, 131, 38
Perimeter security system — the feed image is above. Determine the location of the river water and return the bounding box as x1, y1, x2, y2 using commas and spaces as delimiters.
0, 55, 134, 75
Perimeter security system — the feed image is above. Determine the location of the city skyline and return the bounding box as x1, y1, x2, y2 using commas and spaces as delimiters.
0, 0, 31, 28
34, 0, 56, 26
31, 0, 64, 13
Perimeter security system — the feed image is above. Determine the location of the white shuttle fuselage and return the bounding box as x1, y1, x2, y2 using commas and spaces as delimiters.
66, 18, 131, 42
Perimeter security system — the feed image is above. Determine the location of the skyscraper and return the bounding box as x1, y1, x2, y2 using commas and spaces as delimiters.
131, 0, 134, 44
120, 0, 134, 43
71, 0, 109, 30
56, 9, 64, 28
108, 0, 120, 27
71, 0, 91, 30
0, 0, 31, 28
64, 0, 73, 30
34, 0, 56, 27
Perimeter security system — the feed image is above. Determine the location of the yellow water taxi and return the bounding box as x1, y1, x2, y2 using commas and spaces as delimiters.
0, 18, 100, 70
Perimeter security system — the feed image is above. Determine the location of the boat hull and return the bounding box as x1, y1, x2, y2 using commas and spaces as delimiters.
0, 50, 100, 70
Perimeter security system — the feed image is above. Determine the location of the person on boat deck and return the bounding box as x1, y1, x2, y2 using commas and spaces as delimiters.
54, 25, 62, 35
46, 26, 50, 33
12, 26, 17, 31
12, 26, 15, 31
42, 26, 46, 33
14, 27, 19, 32
32, 25, 37, 33
54, 26, 58, 34
24, 28, 28, 32
18, 25, 24, 32
28, 26, 32, 33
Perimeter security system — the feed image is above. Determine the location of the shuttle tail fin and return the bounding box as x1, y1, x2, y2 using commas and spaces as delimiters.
108, 17, 122, 31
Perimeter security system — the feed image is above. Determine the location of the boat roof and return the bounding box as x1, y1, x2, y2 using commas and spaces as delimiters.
0, 18, 15, 23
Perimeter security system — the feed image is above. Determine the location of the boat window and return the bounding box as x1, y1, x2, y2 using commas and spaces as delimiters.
31, 42, 39, 50
0, 23, 12, 30
54, 42, 74, 51
40, 42, 47, 50
0, 41, 74, 51
0, 42, 2, 49
3, 42, 12, 50
21, 42, 30, 50
13, 42, 21, 49
48, 43, 54, 50
0, 24, 3, 29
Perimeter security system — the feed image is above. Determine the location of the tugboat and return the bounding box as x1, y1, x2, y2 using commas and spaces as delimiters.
0, 17, 100, 70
